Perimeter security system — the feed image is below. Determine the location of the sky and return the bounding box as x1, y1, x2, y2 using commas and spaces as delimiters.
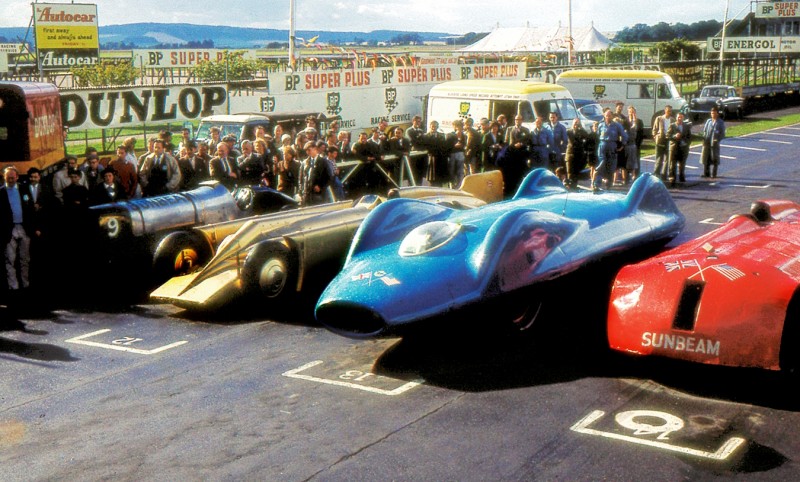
2, 0, 755, 34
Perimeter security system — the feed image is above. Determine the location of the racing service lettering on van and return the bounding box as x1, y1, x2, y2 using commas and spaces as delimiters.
642, 332, 720, 356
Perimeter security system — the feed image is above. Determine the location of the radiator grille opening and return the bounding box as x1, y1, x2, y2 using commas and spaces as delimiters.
672, 279, 705, 331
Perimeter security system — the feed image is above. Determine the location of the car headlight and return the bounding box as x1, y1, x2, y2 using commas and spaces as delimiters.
399, 221, 461, 257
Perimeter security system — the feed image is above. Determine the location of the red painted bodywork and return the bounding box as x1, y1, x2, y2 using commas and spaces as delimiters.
608, 200, 800, 370
0, 82, 65, 174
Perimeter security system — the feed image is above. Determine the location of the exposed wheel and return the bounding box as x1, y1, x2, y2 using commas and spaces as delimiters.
242, 241, 298, 302
152, 231, 212, 282
501, 294, 545, 333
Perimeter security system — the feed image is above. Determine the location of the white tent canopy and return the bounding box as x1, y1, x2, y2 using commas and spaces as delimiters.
461, 24, 615, 53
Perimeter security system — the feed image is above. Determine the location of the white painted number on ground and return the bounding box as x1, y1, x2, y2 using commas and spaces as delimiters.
339, 370, 375, 382
283, 360, 423, 396
112, 337, 144, 346
571, 409, 746, 460
65, 329, 187, 355
614, 410, 684, 440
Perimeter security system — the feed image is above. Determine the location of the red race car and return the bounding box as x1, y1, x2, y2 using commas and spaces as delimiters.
608, 200, 800, 372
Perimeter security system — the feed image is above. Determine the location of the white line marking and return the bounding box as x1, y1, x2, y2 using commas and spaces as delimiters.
729, 183, 772, 189
759, 139, 792, 145
782, 126, 800, 131
689, 151, 736, 160
65, 329, 188, 355
718, 144, 766, 152
762, 131, 800, 138
570, 410, 746, 461
700, 218, 724, 225
282, 360, 423, 396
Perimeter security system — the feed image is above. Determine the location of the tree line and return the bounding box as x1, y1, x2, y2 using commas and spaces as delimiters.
614, 19, 745, 43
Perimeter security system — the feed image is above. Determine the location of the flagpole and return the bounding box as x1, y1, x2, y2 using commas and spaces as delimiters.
719, 0, 730, 83
568, 0, 573, 65
289, 0, 296, 70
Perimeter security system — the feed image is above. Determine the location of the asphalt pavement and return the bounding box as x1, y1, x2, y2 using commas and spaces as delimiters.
2, 117, 800, 480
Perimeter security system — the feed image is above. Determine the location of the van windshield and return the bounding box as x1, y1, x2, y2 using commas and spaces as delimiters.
195, 122, 245, 142
667, 82, 681, 99
533, 99, 578, 122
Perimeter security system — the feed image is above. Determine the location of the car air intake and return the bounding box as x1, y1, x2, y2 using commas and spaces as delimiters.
672, 279, 705, 331
316, 302, 388, 338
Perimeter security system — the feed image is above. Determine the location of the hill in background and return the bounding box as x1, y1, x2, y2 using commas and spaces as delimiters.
0, 23, 454, 49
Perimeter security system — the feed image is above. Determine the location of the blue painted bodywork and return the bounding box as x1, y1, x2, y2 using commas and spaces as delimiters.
315, 168, 685, 338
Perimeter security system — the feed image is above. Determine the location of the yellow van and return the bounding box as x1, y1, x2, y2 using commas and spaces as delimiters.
556, 69, 688, 129
426, 79, 580, 132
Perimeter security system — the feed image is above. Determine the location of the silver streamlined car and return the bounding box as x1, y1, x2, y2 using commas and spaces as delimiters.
90, 182, 298, 285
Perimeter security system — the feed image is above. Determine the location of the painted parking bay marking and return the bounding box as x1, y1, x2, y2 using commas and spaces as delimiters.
65, 329, 188, 355
283, 360, 423, 396
571, 409, 745, 460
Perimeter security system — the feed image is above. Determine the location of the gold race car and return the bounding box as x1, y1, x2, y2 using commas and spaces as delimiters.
150, 171, 504, 311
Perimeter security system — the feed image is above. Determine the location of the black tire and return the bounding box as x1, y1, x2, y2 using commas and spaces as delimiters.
242, 241, 298, 302
152, 231, 212, 283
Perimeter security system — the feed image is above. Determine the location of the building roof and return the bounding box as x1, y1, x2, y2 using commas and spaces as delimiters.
461, 25, 615, 53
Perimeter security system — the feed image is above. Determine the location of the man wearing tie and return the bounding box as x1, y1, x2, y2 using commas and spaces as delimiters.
701, 107, 726, 179
139, 139, 182, 197
667, 112, 692, 187
209, 141, 239, 189
1, 167, 35, 291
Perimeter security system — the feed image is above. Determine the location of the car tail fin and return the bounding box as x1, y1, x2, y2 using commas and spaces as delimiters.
458, 170, 504, 204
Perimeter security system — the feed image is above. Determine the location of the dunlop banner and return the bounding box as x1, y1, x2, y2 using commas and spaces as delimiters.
60, 84, 227, 130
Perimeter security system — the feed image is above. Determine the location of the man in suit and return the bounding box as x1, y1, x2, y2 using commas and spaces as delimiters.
651, 105, 674, 180
90, 167, 128, 206
667, 112, 692, 187
139, 139, 182, 197
177, 140, 207, 191
23, 167, 54, 288
307, 141, 335, 205
1, 166, 35, 291
209, 141, 240, 190
502, 114, 534, 196
701, 107, 726, 178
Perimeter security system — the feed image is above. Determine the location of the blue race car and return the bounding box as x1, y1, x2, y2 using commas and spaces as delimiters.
315, 169, 685, 338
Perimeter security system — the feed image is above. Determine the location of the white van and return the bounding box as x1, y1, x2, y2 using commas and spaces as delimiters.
556, 69, 688, 129
426, 79, 580, 132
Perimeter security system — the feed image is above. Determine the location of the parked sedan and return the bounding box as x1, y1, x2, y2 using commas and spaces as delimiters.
688, 85, 745, 120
